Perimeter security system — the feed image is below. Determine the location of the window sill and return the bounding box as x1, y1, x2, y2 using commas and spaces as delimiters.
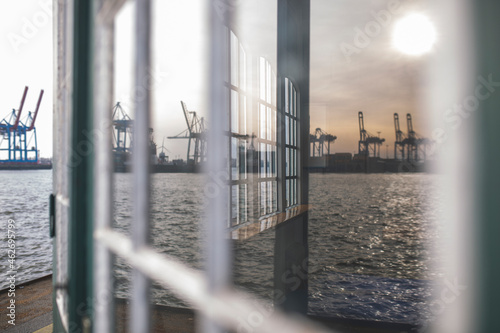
229, 204, 310, 240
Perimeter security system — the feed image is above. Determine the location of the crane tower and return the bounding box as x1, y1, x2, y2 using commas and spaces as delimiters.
0, 86, 44, 163
168, 101, 206, 165
358, 111, 385, 158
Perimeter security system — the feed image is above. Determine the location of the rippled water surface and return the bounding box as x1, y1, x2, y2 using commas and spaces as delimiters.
307, 173, 444, 324
114, 172, 443, 325
0, 171, 443, 326
0, 170, 52, 288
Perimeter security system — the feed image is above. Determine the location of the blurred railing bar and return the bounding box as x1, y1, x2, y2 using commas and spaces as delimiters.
93, 0, 115, 331
202, 1, 232, 332
131, 0, 152, 332
95, 229, 334, 333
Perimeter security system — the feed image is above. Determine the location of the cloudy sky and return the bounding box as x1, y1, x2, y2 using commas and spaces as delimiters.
0, 0, 435, 160
0, 0, 52, 158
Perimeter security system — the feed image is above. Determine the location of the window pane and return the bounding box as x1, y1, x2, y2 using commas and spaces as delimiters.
231, 137, 238, 180
293, 119, 297, 146
260, 104, 266, 139
239, 139, 246, 179
285, 78, 289, 113
241, 95, 247, 135
260, 142, 266, 177
266, 62, 272, 103
272, 70, 276, 106
230, 31, 239, 87
267, 181, 272, 213
267, 107, 272, 141
259, 57, 266, 100
293, 87, 297, 117
239, 44, 246, 91
223, 26, 229, 83
272, 181, 277, 212
231, 185, 238, 222
285, 148, 290, 177
272, 109, 276, 142
271, 145, 276, 177
286, 116, 289, 145
286, 179, 290, 208
239, 184, 247, 223
260, 182, 266, 215
231, 90, 238, 133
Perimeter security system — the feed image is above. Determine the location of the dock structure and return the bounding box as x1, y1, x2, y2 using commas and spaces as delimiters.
0, 86, 44, 164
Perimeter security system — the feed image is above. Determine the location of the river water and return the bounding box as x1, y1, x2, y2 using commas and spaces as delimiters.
0, 170, 443, 326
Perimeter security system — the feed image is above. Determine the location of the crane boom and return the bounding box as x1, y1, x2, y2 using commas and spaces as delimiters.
394, 113, 402, 142
181, 101, 194, 134
358, 111, 366, 141
13, 86, 29, 130
28, 89, 44, 131
407, 113, 414, 139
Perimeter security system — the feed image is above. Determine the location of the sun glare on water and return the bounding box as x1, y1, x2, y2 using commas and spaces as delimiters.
393, 13, 437, 56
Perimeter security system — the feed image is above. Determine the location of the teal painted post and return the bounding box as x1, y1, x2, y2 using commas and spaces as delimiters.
274, 0, 310, 314
69, 0, 94, 331
474, 2, 500, 331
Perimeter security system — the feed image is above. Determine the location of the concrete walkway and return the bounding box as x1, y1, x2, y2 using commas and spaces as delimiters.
0, 275, 52, 333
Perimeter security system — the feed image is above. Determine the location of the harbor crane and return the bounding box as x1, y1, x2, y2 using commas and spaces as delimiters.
358, 111, 385, 158
158, 137, 171, 165
168, 101, 206, 165
0, 86, 44, 163
309, 128, 337, 157
112, 102, 133, 155
394, 112, 433, 162
405, 113, 433, 162
112, 102, 157, 170
394, 113, 406, 160
112, 102, 133, 167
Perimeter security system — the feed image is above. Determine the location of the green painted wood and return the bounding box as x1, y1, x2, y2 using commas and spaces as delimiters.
274, 0, 310, 315
474, 2, 500, 331
68, 0, 94, 331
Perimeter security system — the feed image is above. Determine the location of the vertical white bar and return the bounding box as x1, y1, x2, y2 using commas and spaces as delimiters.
201, 1, 231, 332
426, 1, 476, 332
131, 0, 152, 332
93, 1, 115, 332
54, 0, 73, 329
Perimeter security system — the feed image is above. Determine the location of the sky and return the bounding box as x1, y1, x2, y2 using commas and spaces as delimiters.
0, 0, 53, 158
310, 0, 434, 156
0, 0, 434, 160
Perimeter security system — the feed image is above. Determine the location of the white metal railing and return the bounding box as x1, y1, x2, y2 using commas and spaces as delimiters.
95, 229, 331, 333
92, 0, 332, 332
93, 0, 116, 332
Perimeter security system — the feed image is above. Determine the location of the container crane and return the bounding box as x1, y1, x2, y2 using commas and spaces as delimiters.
0, 86, 44, 163
168, 101, 206, 165
112, 102, 133, 168
112, 102, 158, 170
158, 137, 171, 165
358, 111, 385, 158
394, 113, 406, 160
405, 113, 433, 162
310, 128, 336, 157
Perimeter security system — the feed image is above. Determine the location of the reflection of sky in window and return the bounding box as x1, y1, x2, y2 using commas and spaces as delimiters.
3, 0, 433, 161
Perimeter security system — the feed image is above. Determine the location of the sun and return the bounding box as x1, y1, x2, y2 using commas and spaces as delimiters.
392, 13, 437, 56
